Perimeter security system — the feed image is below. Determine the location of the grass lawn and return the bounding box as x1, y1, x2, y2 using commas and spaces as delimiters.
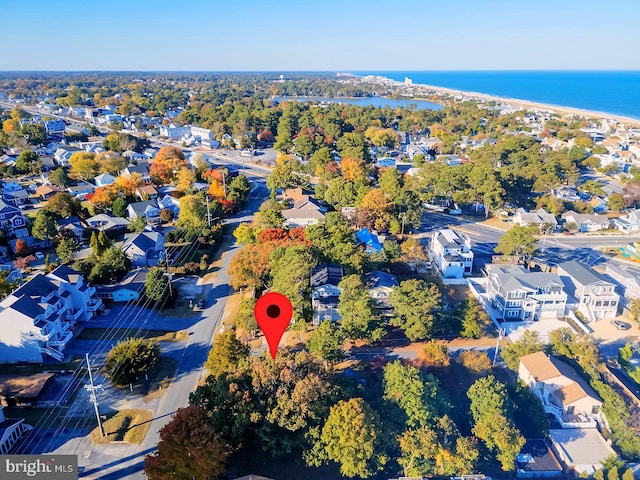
0, 355, 83, 375
90, 409, 153, 444
77, 328, 188, 342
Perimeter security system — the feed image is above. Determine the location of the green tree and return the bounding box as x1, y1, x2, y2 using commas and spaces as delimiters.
580, 180, 606, 196
308, 320, 345, 362
44, 192, 79, 218
458, 299, 490, 339
622, 467, 635, 480
226, 175, 252, 204
630, 298, 640, 322
112, 197, 127, 217
607, 193, 625, 212
608, 466, 620, 480
48, 167, 71, 188
271, 245, 315, 321
15, 150, 40, 173
467, 375, 525, 471
0, 271, 16, 301
31, 210, 57, 241
235, 298, 258, 338
55, 238, 79, 264
233, 223, 259, 244
390, 279, 441, 341
144, 405, 229, 480
204, 331, 249, 377
495, 225, 538, 263
105, 337, 160, 385
501, 330, 545, 370
383, 360, 448, 428
144, 267, 169, 302
20, 123, 46, 145
177, 195, 208, 233
312, 398, 385, 478
338, 274, 383, 343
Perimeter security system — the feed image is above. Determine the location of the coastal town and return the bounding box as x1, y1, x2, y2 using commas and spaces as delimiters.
0, 72, 640, 480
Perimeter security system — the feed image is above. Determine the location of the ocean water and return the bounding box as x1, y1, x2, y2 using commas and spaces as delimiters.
358, 71, 640, 120
272, 95, 443, 111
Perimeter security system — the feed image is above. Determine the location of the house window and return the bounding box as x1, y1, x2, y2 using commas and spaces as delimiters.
507, 310, 519, 317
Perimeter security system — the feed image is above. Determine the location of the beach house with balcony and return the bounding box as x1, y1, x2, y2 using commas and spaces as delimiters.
557, 261, 619, 321
0, 265, 102, 363
519, 351, 602, 428
431, 228, 474, 278
486, 264, 567, 321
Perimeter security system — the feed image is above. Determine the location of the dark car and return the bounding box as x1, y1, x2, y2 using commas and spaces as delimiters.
195, 299, 205, 309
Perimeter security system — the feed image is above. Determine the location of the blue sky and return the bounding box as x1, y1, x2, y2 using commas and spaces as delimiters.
1, 0, 639, 71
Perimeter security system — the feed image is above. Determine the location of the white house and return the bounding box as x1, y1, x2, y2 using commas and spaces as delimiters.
519, 351, 602, 427
512, 208, 557, 229
281, 196, 326, 228
612, 209, 640, 233
85, 214, 130, 233
159, 125, 191, 139
53, 146, 82, 167
127, 200, 161, 224
557, 261, 620, 321
605, 263, 640, 300
365, 270, 399, 312
431, 229, 474, 278
0, 407, 27, 454
561, 211, 611, 232
0, 265, 102, 363
122, 231, 165, 267
310, 263, 344, 326
486, 264, 567, 321
94, 173, 116, 187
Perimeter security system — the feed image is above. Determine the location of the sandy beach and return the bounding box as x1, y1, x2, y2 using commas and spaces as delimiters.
377, 77, 640, 128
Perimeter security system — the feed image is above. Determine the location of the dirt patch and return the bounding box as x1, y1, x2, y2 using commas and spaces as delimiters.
77, 328, 188, 343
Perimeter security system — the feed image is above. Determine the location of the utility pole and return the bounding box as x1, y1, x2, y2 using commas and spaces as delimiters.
205, 195, 212, 227
84, 353, 105, 437
492, 328, 505, 367
164, 247, 173, 296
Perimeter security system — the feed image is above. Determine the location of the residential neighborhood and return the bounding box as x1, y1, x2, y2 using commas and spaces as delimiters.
0, 71, 640, 480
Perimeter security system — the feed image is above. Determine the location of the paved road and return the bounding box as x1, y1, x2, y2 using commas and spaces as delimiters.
44, 180, 268, 479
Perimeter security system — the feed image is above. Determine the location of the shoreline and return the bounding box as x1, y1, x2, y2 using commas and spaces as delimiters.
352, 74, 640, 128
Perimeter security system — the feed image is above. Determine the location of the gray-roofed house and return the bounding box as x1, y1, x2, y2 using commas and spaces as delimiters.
431, 228, 474, 278
605, 262, 640, 300
120, 164, 151, 184
365, 270, 399, 311
95, 268, 148, 303
512, 208, 558, 229
55, 216, 85, 241
0, 265, 102, 363
486, 264, 567, 321
310, 263, 344, 326
122, 231, 165, 267
612, 209, 640, 233
548, 428, 615, 475
126, 200, 161, 224
94, 173, 116, 187
561, 211, 611, 232
281, 196, 326, 228
85, 213, 130, 233
54, 146, 82, 167
0, 199, 28, 239
557, 261, 619, 321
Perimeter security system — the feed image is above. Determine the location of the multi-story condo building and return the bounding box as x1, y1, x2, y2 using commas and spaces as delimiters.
486, 264, 567, 321
431, 228, 474, 278
0, 265, 102, 363
557, 261, 620, 322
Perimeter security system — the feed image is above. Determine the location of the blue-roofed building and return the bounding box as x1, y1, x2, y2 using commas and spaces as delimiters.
356, 228, 383, 254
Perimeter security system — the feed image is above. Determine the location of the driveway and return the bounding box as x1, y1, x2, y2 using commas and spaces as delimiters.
589, 318, 640, 359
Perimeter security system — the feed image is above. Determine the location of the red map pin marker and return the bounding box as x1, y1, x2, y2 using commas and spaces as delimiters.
254, 292, 293, 359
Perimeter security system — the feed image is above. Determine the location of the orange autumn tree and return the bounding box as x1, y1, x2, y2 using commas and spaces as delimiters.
359, 188, 392, 231
151, 146, 188, 184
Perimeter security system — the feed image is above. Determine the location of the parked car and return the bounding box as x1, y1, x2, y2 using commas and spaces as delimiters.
35, 251, 45, 260
612, 320, 631, 330
195, 298, 205, 309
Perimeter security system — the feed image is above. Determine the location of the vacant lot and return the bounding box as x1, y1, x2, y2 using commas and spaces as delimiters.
90, 409, 153, 444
